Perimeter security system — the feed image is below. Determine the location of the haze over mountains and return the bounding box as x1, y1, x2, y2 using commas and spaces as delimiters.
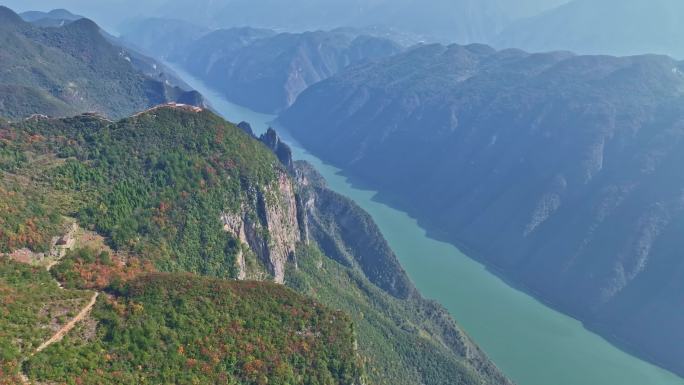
152, 0, 569, 43
5, 0, 566, 43
496, 0, 684, 58
118, 5, 684, 377
7, 0, 683, 58
122, 22, 402, 113
19, 8, 83, 27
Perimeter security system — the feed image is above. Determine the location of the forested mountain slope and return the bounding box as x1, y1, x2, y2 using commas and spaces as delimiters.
0, 105, 510, 385
0, 6, 202, 120
280, 42, 684, 376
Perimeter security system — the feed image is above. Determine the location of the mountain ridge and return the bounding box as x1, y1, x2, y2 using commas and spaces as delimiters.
0, 6, 204, 120
0, 104, 510, 385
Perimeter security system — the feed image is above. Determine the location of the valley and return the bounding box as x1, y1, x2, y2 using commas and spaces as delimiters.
2, 2, 684, 384
166, 63, 684, 385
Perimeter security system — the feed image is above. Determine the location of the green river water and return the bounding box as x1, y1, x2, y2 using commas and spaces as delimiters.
168, 63, 684, 385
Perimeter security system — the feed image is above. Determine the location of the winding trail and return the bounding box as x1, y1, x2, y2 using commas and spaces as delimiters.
35, 292, 99, 353
17, 292, 98, 384
15, 224, 99, 383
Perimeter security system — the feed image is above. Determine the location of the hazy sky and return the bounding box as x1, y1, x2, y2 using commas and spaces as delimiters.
5, 0, 680, 57
1, 0, 167, 31
1, 0, 568, 42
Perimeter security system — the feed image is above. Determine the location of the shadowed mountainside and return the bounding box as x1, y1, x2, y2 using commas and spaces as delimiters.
280, 42, 684, 376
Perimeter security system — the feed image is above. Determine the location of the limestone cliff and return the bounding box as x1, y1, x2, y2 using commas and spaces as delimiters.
221, 171, 301, 284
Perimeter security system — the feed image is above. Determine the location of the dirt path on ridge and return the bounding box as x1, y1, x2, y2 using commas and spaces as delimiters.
35, 292, 99, 353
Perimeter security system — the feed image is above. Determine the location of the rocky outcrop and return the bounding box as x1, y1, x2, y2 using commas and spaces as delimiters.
222, 127, 415, 299
262, 173, 301, 281
259, 128, 294, 173
237, 121, 255, 136
221, 171, 301, 284
220, 207, 249, 280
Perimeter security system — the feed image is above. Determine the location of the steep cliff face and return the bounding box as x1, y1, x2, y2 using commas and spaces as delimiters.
295, 162, 414, 299
220, 172, 301, 284
288, 161, 512, 385
221, 128, 511, 385
280, 43, 684, 376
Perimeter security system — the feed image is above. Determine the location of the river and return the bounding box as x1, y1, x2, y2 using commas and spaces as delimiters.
167, 63, 684, 385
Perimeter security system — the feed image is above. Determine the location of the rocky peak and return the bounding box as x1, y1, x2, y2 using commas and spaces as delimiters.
259, 128, 294, 173
237, 121, 255, 137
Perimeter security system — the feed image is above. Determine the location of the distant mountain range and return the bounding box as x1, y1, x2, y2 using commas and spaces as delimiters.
147, 0, 684, 58
122, 21, 403, 113
0, 6, 203, 120
1, 0, 569, 43
148, 0, 567, 43
19, 8, 83, 27
6, 0, 683, 58
495, 0, 684, 58
280, 43, 684, 377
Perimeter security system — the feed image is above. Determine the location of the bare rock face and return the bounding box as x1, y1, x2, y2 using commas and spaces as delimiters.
259, 128, 294, 172
261, 173, 301, 283
220, 207, 249, 280
221, 171, 301, 284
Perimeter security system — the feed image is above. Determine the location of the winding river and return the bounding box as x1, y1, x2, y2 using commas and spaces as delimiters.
167, 63, 684, 385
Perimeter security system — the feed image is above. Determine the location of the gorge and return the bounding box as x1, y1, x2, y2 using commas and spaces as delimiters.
166, 62, 684, 385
